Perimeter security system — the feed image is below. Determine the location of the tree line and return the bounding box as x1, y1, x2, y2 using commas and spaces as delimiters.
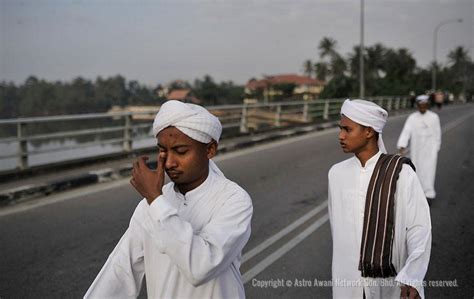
303, 37, 473, 99
1, 37, 472, 119
0, 75, 244, 118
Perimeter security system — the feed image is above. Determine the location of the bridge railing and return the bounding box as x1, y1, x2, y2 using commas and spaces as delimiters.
0, 96, 409, 170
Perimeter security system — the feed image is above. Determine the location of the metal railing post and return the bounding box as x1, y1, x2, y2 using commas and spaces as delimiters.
302, 102, 310, 122
387, 98, 392, 111
275, 104, 282, 127
17, 122, 28, 169
323, 100, 330, 120
123, 114, 132, 152
395, 97, 400, 110
240, 104, 248, 133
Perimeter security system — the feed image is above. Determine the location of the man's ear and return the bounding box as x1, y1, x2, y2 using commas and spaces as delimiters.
365, 127, 376, 139
206, 141, 218, 159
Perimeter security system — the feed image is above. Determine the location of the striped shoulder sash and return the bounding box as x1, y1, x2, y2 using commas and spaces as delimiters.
358, 153, 415, 278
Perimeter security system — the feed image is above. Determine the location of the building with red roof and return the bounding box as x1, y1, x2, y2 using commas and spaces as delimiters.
245, 74, 325, 102
166, 89, 201, 104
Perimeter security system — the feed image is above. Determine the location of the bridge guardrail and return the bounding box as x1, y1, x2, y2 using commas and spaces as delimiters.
0, 96, 409, 170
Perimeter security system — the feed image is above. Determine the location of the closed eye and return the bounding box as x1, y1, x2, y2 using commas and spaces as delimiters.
175, 149, 188, 155
173, 145, 190, 155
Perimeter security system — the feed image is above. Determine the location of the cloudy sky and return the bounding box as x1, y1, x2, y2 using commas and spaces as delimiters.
1, 0, 472, 86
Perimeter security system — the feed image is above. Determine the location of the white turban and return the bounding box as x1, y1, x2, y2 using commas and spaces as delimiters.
340, 99, 388, 153
152, 100, 222, 143
416, 95, 429, 103
152, 100, 224, 177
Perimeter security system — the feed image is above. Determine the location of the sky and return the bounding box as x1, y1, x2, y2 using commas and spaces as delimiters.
1, 0, 473, 86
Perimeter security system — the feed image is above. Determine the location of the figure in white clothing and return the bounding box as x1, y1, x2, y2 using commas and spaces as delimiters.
397, 95, 441, 204
328, 99, 431, 299
85, 100, 253, 299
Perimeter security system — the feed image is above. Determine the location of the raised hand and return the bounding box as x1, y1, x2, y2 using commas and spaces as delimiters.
130, 152, 167, 204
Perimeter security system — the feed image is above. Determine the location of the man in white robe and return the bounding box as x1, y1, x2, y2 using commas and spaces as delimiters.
328, 99, 431, 299
397, 95, 442, 203
85, 100, 253, 298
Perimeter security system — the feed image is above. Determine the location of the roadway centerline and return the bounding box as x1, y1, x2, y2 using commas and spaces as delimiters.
243, 213, 330, 284
242, 200, 328, 263
441, 110, 473, 134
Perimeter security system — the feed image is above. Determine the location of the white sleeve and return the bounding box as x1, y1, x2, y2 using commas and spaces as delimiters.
84, 202, 146, 299
434, 114, 442, 151
327, 170, 334, 236
397, 117, 412, 149
395, 166, 432, 299
147, 191, 253, 286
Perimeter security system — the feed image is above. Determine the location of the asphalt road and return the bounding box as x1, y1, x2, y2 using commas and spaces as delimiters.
0, 104, 472, 298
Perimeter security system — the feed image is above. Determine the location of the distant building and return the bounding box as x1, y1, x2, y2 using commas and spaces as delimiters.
245, 74, 325, 103
166, 89, 201, 104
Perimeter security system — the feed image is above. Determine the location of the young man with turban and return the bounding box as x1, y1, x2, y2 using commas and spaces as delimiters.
85, 100, 253, 298
397, 95, 442, 204
328, 99, 431, 299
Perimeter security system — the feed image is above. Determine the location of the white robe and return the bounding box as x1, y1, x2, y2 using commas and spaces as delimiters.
328, 151, 431, 299
85, 169, 253, 299
397, 111, 441, 198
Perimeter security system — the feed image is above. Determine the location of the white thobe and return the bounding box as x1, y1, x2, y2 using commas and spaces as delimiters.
397, 111, 441, 198
85, 169, 253, 299
328, 151, 431, 299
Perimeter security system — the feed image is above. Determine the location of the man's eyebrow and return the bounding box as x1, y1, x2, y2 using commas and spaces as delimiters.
172, 144, 190, 149
157, 143, 190, 149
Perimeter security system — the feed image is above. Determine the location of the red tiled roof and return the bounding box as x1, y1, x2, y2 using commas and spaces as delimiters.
167, 89, 191, 100
246, 74, 324, 89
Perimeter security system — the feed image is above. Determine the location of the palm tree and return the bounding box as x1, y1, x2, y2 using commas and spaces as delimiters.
331, 55, 347, 78
447, 46, 471, 97
303, 60, 314, 78
318, 37, 337, 59
448, 46, 470, 66
314, 62, 328, 81
349, 46, 365, 80
317, 37, 345, 80
366, 43, 386, 79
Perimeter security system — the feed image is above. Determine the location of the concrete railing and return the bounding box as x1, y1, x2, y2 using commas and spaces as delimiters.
0, 96, 409, 170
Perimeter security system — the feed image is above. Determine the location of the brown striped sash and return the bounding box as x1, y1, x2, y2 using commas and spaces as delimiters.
358, 154, 415, 278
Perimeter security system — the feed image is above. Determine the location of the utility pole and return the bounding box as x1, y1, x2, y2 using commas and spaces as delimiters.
359, 0, 365, 99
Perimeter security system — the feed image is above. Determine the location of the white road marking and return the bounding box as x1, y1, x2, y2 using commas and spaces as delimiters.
242, 200, 328, 263
441, 110, 473, 134
242, 213, 330, 284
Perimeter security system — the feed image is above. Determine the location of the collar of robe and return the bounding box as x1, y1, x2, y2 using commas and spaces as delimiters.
354, 151, 383, 169
172, 168, 215, 202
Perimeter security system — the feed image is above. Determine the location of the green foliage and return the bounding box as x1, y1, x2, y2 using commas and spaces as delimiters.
319, 75, 356, 98
303, 60, 314, 78
2, 41, 471, 120
193, 75, 244, 106
0, 74, 245, 118
307, 38, 473, 99
0, 75, 164, 118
